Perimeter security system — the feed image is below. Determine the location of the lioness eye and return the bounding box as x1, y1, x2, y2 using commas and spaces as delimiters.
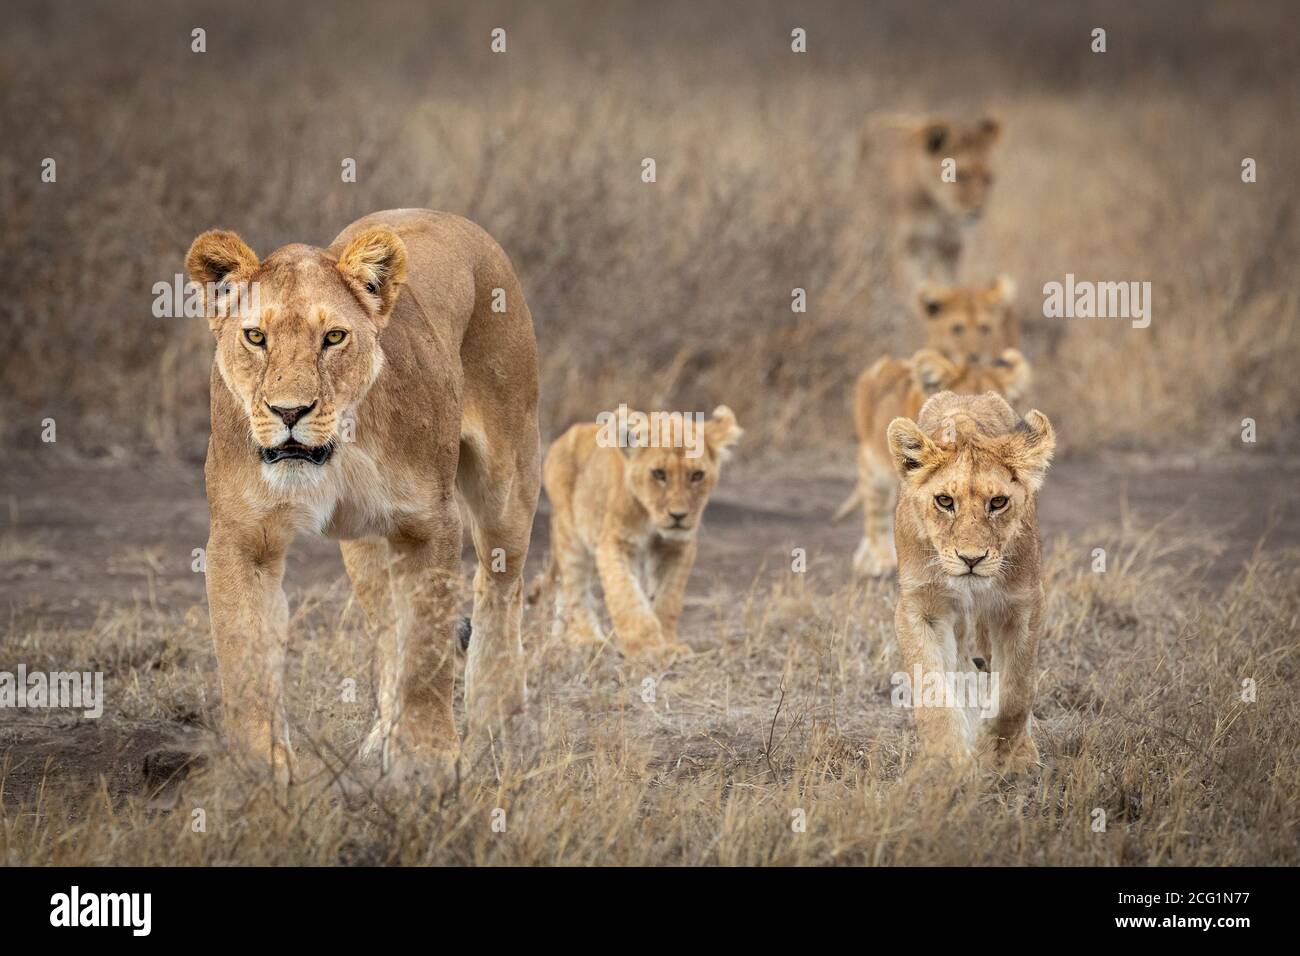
365, 282, 378, 295
244, 329, 265, 347
690, 470, 705, 482
323, 330, 347, 347
935, 494, 954, 510
650, 469, 667, 482
989, 495, 1008, 511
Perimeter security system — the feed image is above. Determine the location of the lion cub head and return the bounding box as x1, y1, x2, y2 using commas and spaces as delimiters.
907, 116, 1001, 221
917, 276, 1018, 366
620, 406, 742, 540
887, 391, 1054, 586
186, 227, 407, 474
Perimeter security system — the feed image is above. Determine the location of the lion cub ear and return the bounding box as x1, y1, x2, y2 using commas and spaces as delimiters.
336, 228, 409, 325
1005, 410, 1056, 492
186, 230, 259, 331
916, 282, 948, 318
704, 405, 743, 461
886, 417, 941, 481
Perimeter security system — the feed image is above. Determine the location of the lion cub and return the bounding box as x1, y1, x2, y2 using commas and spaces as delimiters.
844, 344, 1030, 577
886, 391, 1054, 773
542, 406, 741, 658
861, 115, 1003, 287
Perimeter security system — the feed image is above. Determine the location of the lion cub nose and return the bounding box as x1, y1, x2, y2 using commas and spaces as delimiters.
268, 402, 315, 426
958, 551, 988, 570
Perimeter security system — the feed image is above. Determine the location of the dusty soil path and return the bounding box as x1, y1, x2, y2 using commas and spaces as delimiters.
1, 449, 1295, 633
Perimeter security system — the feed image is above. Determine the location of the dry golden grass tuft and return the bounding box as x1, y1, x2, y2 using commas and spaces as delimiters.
3, 523, 1296, 865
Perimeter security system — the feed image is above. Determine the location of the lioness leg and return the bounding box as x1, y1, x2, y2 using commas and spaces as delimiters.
340, 537, 394, 632
457, 434, 540, 738
206, 523, 295, 783
373, 514, 463, 784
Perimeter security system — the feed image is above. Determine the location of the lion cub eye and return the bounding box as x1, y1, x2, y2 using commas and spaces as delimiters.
935, 494, 955, 511
689, 470, 705, 483
989, 495, 1009, 512
650, 469, 667, 482
244, 329, 266, 348
323, 330, 347, 348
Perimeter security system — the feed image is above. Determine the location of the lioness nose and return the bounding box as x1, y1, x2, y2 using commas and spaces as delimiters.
669, 511, 688, 523
268, 402, 315, 426
959, 551, 988, 570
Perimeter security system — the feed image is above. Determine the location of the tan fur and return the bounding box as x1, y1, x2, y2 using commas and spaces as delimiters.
862, 114, 1002, 287
916, 275, 1019, 365
844, 306, 1030, 577
188, 209, 540, 787
541, 407, 741, 658
886, 391, 1055, 773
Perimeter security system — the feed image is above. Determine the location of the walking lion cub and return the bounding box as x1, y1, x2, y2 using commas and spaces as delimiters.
541, 406, 741, 658
887, 391, 1055, 773
844, 346, 1030, 576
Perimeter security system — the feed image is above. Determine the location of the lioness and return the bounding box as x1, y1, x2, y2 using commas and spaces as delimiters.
841, 346, 1030, 577
886, 391, 1054, 772
861, 114, 1002, 288
541, 407, 741, 657
186, 209, 540, 786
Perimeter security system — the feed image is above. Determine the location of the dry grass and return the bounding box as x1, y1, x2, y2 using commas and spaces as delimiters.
1, 0, 1297, 458
3, 522, 1296, 865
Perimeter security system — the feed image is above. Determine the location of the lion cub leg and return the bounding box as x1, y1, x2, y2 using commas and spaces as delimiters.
895, 598, 976, 765
596, 539, 668, 657
550, 516, 604, 645
372, 517, 463, 788
854, 456, 899, 578
647, 538, 696, 656
978, 612, 1042, 776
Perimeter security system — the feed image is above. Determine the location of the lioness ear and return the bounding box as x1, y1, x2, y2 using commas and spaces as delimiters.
337, 228, 408, 324
1006, 409, 1056, 491
186, 230, 259, 330
917, 281, 948, 317
886, 417, 941, 481
911, 349, 958, 395
920, 122, 949, 155
704, 405, 743, 460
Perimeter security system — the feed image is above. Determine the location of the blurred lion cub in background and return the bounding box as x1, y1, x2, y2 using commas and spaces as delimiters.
540, 406, 742, 658
839, 278, 1029, 576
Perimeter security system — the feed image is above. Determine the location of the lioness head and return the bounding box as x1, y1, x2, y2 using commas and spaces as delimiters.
887, 391, 1054, 586
186, 227, 407, 474
621, 406, 742, 540
910, 116, 1001, 220
917, 275, 1018, 366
